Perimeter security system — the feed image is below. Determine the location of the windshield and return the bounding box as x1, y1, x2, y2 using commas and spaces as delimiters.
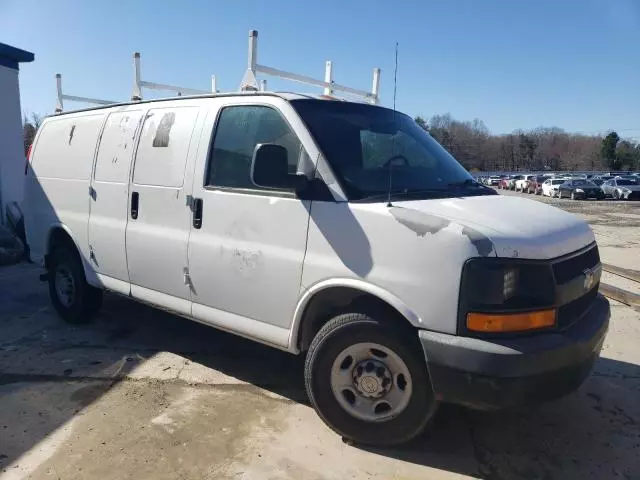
292, 100, 493, 201
551, 179, 565, 185
617, 179, 638, 186
573, 180, 596, 187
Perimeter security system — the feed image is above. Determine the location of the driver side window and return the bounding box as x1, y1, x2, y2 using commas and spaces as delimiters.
206, 105, 303, 190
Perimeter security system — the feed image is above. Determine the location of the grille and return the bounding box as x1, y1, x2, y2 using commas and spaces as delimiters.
552, 245, 600, 285
557, 285, 598, 329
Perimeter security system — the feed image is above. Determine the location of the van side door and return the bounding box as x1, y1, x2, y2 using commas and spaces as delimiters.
125, 105, 203, 315
187, 99, 311, 348
88, 109, 143, 294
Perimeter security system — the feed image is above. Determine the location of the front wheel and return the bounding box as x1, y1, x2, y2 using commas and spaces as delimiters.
48, 245, 103, 324
305, 313, 436, 446
613, 190, 620, 200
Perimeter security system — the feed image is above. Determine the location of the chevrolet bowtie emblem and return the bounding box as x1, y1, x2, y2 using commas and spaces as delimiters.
583, 268, 596, 291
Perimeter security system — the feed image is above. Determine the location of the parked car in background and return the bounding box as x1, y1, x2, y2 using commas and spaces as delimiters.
498, 176, 511, 189
507, 175, 523, 190
601, 178, 640, 200
541, 178, 567, 197
515, 174, 535, 192
527, 176, 548, 195
557, 179, 604, 200
614, 175, 639, 182
487, 175, 502, 186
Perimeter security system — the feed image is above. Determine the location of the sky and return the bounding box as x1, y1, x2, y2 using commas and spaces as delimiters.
1, 0, 639, 139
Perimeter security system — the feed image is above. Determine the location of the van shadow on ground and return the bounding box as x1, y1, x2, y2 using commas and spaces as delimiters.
1, 271, 639, 479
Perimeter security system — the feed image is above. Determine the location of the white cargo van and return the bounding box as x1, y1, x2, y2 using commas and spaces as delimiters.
23, 93, 609, 446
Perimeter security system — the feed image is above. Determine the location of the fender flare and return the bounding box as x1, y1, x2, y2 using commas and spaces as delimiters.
45, 223, 99, 286
287, 277, 422, 353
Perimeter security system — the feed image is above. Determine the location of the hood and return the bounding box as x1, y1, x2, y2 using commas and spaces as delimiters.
389, 195, 594, 260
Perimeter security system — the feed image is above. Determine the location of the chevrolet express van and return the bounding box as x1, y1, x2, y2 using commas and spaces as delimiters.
23, 93, 609, 446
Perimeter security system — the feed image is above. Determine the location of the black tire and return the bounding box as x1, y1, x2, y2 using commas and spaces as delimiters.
305, 313, 436, 446
613, 190, 620, 200
48, 245, 103, 324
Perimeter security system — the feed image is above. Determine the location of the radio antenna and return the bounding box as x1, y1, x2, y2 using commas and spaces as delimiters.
386, 41, 399, 208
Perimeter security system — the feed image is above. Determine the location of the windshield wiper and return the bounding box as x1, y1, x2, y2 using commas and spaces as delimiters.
354, 189, 451, 202
447, 179, 482, 188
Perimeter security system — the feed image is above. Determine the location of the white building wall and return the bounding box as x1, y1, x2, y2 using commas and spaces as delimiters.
0, 64, 26, 222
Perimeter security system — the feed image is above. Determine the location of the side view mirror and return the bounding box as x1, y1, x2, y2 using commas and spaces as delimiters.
250, 143, 307, 191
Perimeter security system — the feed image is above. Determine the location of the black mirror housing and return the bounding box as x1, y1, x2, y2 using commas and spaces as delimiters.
250, 143, 307, 191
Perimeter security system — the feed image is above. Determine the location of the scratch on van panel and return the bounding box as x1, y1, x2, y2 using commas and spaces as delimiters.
461, 226, 495, 257
232, 248, 263, 277
389, 207, 450, 237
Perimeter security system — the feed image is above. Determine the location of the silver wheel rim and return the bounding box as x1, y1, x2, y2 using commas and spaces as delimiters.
330, 342, 412, 422
55, 265, 75, 308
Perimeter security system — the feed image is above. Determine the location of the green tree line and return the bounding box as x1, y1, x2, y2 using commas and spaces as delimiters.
415, 114, 640, 172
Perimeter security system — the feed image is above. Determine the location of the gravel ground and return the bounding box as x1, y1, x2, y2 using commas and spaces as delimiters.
495, 187, 640, 227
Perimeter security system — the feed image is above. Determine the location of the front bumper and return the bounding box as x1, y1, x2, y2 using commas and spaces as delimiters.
419, 294, 610, 410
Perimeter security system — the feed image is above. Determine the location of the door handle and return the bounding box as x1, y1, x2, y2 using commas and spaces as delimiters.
131, 191, 139, 219
192, 198, 203, 229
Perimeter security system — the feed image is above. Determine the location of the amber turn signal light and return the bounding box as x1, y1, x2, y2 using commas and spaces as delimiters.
467, 309, 556, 333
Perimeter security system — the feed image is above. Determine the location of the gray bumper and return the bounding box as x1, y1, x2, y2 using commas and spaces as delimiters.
419, 294, 610, 410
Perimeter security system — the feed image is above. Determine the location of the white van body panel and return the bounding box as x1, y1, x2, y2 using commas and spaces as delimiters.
24, 110, 106, 285
88, 108, 144, 293
297, 194, 594, 337
187, 96, 312, 338
126, 102, 203, 302
397, 195, 595, 260
300, 201, 481, 335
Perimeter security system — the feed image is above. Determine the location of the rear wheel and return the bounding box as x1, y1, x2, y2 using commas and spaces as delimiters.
48, 245, 102, 324
305, 313, 436, 446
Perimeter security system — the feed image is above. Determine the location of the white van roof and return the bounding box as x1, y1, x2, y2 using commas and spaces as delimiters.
47, 91, 362, 118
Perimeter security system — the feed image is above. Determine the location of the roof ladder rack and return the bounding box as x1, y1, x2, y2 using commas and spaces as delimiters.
55, 74, 117, 113
131, 52, 217, 101
239, 29, 381, 104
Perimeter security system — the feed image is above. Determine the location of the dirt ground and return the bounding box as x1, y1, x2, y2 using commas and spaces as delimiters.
1, 196, 640, 479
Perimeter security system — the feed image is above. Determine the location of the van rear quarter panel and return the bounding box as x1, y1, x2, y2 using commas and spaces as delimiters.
25, 111, 106, 281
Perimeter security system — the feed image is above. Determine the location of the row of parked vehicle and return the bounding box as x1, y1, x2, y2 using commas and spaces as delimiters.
478, 172, 640, 201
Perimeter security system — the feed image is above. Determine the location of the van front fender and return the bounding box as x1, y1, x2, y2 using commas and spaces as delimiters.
287, 278, 423, 353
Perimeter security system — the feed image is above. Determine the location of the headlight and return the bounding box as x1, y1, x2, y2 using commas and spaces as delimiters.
575, 189, 584, 193
459, 259, 556, 334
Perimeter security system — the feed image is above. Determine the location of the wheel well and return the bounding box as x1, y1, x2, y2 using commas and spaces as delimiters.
45, 228, 76, 270
297, 287, 412, 352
